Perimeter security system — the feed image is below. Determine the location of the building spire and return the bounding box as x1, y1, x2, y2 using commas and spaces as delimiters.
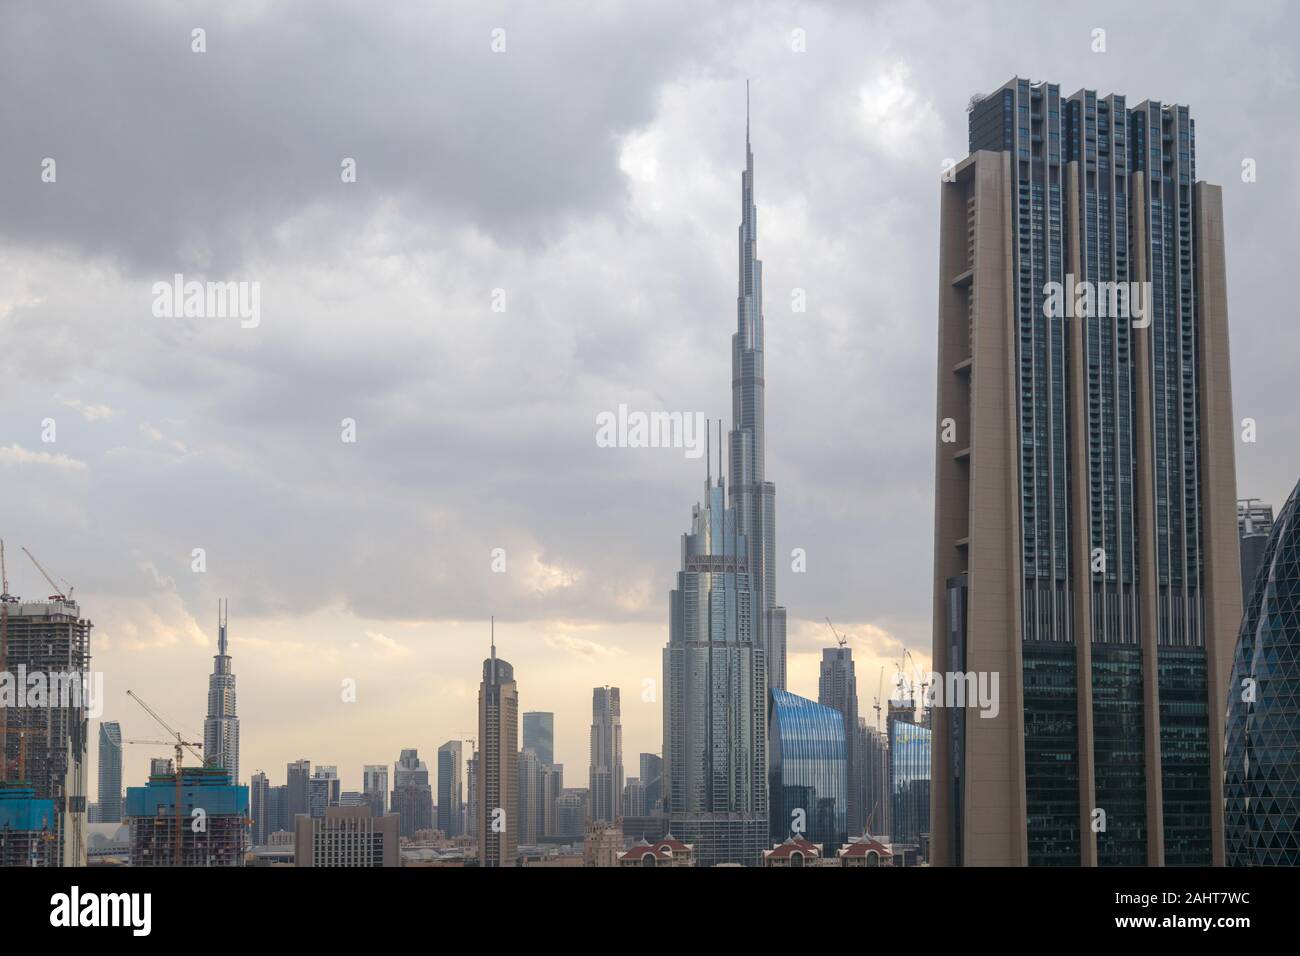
746, 79, 750, 147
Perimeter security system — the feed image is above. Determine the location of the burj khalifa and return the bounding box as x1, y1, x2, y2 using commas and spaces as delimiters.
731, 91, 787, 692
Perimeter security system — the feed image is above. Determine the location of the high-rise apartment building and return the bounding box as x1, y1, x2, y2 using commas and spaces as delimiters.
540, 763, 563, 838
391, 749, 433, 838
522, 712, 554, 768
556, 788, 589, 841
286, 758, 310, 824
931, 77, 1241, 866
1238, 499, 1276, 605
819, 646, 863, 835
588, 686, 623, 824
518, 748, 543, 844
294, 804, 399, 867
363, 764, 388, 820
97, 721, 123, 824
202, 600, 239, 785
308, 765, 340, 819
250, 770, 271, 844
466, 753, 478, 840
639, 753, 663, 815
477, 624, 518, 867
0, 593, 91, 865
860, 719, 890, 837
436, 741, 462, 837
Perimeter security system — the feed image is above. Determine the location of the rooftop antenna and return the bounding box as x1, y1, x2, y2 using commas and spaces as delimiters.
717, 420, 723, 489
489, 615, 496, 683
746, 79, 750, 146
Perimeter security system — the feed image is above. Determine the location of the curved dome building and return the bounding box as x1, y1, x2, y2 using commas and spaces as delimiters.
1224, 477, 1300, 865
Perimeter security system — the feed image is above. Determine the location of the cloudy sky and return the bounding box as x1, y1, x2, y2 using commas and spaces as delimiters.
1, 0, 1297, 797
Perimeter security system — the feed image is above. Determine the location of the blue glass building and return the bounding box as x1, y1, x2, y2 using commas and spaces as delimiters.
768, 689, 847, 852
1225, 478, 1300, 865
889, 714, 931, 850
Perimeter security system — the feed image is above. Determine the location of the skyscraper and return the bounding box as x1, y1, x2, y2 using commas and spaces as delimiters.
522, 712, 554, 768
518, 748, 543, 844
203, 599, 239, 784
97, 720, 123, 824
0, 591, 91, 865
1225, 477, 1300, 865
250, 770, 270, 844
1238, 499, 1276, 605
639, 753, 663, 815
125, 766, 248, 866
391, 749, 433, 838
768, 689, 848, 852
888, 707, 931, 854
363, 763, 388, 820
730, 90, 787, 692
540, 762, 563, 838
477, 621, 518, 867
931, 77, 1241, 866
588, 686, 623, 824
309, 765, 340, 819
660, 100, 773, 868
818, 646, 862, 835
436, 741, 463, 837
286, 758, 310, 823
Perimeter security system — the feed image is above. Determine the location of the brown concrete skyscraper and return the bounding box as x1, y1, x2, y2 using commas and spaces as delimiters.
477, 620, 518, 867
931, 78, 1241, 866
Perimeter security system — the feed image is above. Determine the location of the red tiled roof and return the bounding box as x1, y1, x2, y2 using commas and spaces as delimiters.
839, 838, 892, 857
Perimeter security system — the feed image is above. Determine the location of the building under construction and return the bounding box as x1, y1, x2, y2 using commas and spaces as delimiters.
125, 765, 249, 866
0, 595, 92, 867
0, 783, 56, 867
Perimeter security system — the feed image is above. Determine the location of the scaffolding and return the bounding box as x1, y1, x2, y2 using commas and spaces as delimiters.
0, 599, 92, 866
0, 782, 55, 866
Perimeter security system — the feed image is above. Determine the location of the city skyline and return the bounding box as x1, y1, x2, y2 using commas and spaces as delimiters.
1, 2, 1297, 859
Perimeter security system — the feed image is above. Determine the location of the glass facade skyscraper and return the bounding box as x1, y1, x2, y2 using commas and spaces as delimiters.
522, 712, 554, 768
932, 77, 1241, 865
203, 599, 239, 785
768, 689, 847, 852
729, 98, 787, 694
661, 99, 774, 868
97, 720, 123, 824
1225, 478, 1300, 866
436, 741, 462, 837
888, 712, 931, 851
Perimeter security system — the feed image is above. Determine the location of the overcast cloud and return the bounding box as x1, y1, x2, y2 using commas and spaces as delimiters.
1, 0, 1296, 791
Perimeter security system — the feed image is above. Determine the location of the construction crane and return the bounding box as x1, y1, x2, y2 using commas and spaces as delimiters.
824, 617, 848, 648
873, 666, 884, 732
20, 546, 71, 602
902, 647, 929, 712
126, 690, 206, 866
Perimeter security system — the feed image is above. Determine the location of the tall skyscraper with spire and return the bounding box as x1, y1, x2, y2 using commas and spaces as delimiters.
661, 90, 776, 866
477, 618, 518, 867
203, 599, 239, 784
732, 84, 787, 692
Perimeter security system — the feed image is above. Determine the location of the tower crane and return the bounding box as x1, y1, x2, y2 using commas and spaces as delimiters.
20, 546, 71, 602
824, 617, 848, 648
873, 666, 884, 732
126, 690, 207, 866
